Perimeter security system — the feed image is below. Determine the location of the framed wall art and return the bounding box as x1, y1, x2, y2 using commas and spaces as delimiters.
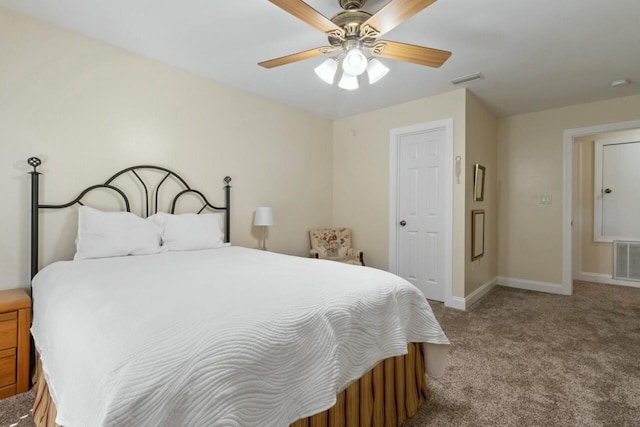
473, 164, 486, 201
472, 209, 485, 260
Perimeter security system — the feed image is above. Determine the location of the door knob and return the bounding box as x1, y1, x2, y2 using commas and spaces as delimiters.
604, 188, 612, 194
399, 220, 407, 227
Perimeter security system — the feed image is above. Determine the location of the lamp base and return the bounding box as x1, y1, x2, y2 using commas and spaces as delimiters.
258, 227, 268, 251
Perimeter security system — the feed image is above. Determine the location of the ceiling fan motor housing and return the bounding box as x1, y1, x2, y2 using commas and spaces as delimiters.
339, 0, 366, 10
328, 9, 375, 46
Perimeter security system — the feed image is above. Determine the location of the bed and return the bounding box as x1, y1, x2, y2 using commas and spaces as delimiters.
26, 158, 450, 427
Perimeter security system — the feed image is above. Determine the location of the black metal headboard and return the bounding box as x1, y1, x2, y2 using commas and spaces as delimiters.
27, 157, 231, 280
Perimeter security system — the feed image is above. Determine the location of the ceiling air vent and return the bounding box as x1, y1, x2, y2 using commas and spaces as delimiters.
450, 72, 483, 85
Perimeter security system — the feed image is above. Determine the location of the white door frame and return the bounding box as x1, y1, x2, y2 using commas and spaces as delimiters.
562, 119, 640, 295
389, 118, 454, 307
571, 141, 583, 281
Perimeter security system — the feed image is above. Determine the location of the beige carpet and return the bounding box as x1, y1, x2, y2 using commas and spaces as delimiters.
406, 281, 640, 427
0, 388, 33, 427
1, 281, 638, 427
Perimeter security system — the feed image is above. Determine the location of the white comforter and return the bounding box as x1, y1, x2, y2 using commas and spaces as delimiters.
31, 246, 449, 427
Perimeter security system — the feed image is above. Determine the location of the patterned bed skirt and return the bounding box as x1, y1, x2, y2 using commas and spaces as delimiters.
33, 343, 427, 427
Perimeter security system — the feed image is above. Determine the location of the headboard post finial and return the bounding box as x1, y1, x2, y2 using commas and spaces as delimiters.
28, 157, 42, 174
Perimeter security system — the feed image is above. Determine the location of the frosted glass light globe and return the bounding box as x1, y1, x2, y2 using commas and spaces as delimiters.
367, 58, 389, 84
338, 73, 359, 90
342, 48, 368, 76
314, 58, 338, 84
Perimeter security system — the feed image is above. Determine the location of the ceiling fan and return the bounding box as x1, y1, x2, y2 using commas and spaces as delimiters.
259, 0, 452, 89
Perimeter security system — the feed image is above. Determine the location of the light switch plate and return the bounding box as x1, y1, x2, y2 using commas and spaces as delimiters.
540, 194, 552, 204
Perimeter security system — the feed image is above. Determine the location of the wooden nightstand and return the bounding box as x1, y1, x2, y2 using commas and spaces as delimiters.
0, 289, 31, 399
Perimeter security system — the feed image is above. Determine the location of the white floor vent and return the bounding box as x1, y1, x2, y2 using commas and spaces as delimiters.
613, 241, 640, 282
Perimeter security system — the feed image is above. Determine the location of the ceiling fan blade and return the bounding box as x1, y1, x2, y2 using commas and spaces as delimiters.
370, 40, 451, 68
363, 0, 437, 37
259, 46, 336, 69
269, 0, 343, 34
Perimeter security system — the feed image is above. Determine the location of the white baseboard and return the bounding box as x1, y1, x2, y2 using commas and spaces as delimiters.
447, 297, 466, 311
445, 277, 497, 311
465, 277, 497, 309
579, 272, 640, 289
497, 276, 565, 295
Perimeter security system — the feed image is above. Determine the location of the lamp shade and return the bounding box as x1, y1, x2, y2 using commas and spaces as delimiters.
367, 59, 389, 84
254, 207, 274, 226
338, 73, 359, 90
314, 58, 338, 84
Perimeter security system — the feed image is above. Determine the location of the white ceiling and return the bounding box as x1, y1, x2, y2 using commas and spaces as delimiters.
2, 0, 639, 119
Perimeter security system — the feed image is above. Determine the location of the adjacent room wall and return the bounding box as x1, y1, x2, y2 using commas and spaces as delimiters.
497, 94, 640, 288
575, 129, 640, 277
465, 92, 498, 297
0, 8, 333, 291
332, 89, 467, 298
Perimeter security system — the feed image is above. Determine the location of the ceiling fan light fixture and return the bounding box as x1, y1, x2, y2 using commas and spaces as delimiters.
314, 58, 338, 84
342, 48, 368, 76
338, 72, 359, 90
260, 0, 453, 96
367, 59, 389, 84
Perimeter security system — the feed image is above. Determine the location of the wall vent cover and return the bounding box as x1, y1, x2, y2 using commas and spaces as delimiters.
613, 241, 640, 282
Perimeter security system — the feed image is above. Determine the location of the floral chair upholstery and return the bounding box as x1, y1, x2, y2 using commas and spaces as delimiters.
309, 228, 365, 266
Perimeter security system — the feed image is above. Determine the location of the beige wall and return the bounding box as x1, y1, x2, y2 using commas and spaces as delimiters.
6, 7, 640, 301
0, 8, 333, 291
498, 94, 640, 285
332, 89, 467, 298
465, 92, 498, 295
575, 129, 640, 276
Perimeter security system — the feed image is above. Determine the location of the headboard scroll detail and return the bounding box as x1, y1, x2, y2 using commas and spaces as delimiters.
28, 157, 231, 281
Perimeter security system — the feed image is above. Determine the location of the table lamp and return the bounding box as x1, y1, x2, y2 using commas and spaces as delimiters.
254, 207, 274, 251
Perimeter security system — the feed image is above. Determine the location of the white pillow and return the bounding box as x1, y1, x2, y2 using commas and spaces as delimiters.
74, 206, 164, 260
154, 212, 226, 251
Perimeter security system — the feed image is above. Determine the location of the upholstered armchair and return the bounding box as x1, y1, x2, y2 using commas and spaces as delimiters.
309, 228, 365, 266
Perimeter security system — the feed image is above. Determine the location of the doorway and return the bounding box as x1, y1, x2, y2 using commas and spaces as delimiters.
563, 119, 640, 294
389, 118, 453, 305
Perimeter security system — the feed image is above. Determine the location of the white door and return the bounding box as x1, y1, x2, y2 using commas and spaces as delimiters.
594, 137, 640, 241
390, 120, 452, 302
